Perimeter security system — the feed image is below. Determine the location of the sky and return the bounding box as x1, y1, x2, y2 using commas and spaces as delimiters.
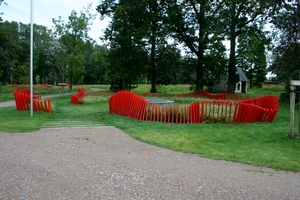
1, 0, 110, 44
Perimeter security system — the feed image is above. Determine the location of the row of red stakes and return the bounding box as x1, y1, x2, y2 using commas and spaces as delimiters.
70, 88, 85, 104
13, 90, 52, 113
109, 91, 279, 124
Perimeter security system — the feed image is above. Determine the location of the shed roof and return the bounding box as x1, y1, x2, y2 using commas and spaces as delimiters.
236, 67, 248, 82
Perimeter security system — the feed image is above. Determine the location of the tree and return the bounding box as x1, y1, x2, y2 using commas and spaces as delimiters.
0, 21, 19, 85
215, 0, 278, 93
32, 24, 57, 84
84, 44, 109, 84
97, 0, 179, 92
0, 21, 34, 85
269, 0, 300, 81
237, 24, 270, 88
162, 0, 227, 90
155, 43, 182, 85
52, 5, 95, 89
269, 0, 300, 101
97, 0, 148, 90
141, 0, 168, 92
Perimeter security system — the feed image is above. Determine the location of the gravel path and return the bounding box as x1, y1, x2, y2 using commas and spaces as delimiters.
0, 127, 300, 199
1, 99, 300, 199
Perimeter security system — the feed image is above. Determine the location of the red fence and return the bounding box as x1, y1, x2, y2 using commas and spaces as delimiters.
70, 87, 85, 104
109, 91, 279, 124
13, 90, 52, 113
235, 95, 279, 123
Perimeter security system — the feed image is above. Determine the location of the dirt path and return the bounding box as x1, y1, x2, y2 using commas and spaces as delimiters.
0, 127, 299, 199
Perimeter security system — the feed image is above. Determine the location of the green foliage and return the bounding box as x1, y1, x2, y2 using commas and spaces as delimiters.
84, 45, 109, 84
237, 24, 270, 89
219, 0, 277, 92
164, 0, 220, 90
0, 0, 290, 93
269, 0, 300, 100
52, 5, 95, 89
98, 0, 182, 92
33, 24, 57, 84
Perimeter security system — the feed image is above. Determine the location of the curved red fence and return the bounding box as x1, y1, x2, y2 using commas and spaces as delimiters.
70, 87, 85, 104
108, 91, 279, 124
13, 90, 52, 113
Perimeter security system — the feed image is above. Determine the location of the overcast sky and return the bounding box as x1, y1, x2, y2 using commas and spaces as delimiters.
1, 0, 110, 44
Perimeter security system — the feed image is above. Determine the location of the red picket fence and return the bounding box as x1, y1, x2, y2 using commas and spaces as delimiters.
70, 87, 85, 104
144, 104, 189, 123
108, 91, 279, 124
234, 95, 279, 123
13, 90, 52, 113
109, 91, 148, 120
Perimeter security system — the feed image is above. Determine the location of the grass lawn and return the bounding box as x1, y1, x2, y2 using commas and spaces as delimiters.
1, 84, 300, 172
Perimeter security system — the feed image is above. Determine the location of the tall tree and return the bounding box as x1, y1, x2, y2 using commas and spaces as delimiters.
97, 0, 148, 90
52, 5, 95, 89
84, 44, 109, 84
0, 21, 19, 85
97, 0, 178, 92
163, 0, 226, 90
220, 0, 278, 92
269, 0, 300, 101
237, 24, 270, 88
33, 24, 57, 84
155, 43, 182, 85
269, 0, 300, 82
143, 0, 166, 92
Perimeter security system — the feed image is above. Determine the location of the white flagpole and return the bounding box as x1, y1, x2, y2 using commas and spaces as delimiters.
30, 0, 34, 117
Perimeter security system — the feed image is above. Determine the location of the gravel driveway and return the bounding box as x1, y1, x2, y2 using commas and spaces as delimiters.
0, 126, 299, 199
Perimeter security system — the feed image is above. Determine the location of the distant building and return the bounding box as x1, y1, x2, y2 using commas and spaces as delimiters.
207, 67, 249, 93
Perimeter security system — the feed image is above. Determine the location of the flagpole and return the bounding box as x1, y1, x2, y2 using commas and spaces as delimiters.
30, 0, 34, 117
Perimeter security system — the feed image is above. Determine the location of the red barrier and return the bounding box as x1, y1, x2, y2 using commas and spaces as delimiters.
71, 87, 85, 104
108, 91, 279, 124
13, 90, 52, 113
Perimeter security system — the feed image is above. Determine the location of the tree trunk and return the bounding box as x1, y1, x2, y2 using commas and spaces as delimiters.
150, 49, 157, 93
228, 3, 237, 93
150, 14, 157, 93
69, 66, 73, 90
195, 54, 204, 90
195, 5, 205, 91
228, 33, 236, 93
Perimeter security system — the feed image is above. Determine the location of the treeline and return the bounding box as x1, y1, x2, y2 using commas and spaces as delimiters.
0, 6, 109, 89
0, 0, 298, 93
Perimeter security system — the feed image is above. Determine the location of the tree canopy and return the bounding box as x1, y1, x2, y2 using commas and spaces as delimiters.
52, 5, 96, 89
0, 1, 285, 95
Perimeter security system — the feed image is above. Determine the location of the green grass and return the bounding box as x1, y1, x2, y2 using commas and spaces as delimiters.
112, 105, 300, 171
132, 84, 192, 95
246, 84, 285, 98
1, 84, 300, 171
